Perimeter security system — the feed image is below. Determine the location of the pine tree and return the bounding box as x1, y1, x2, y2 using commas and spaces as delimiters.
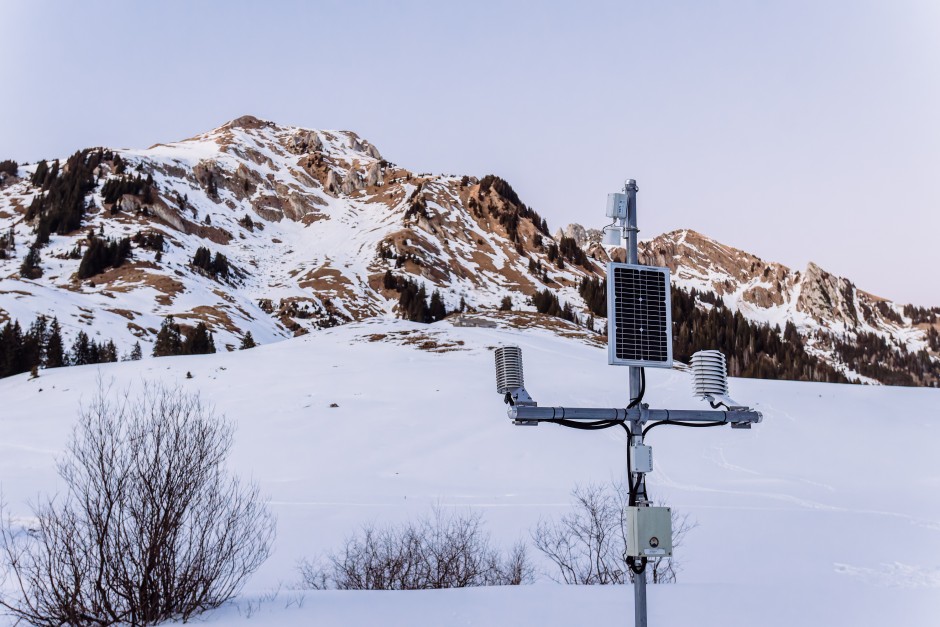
413, 285, 428, 322
383, 270, 397, 290
182, 322, 215, 355
211, 252, 229, 278
98, 340, 118, 363
428, 290, 447, 322
0, 321, 25, 378
239, 332, 256, 350
71, 331, 93, 366
23, 315, 48, 369
152, 316, 183, 357
19, 246, 42, 279
43, 159, 59, 190
578, 277, 607, 317
129, 342, 142, 361
77, 236, 132, 279
191, 247, 230, 278
45, 318, 66, 368
34, 218, 50, 247
192, 246, 211, 272
31, 160, 48, 186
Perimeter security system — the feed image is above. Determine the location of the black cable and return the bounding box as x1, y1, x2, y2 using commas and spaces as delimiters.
552, 419, 622, 431
622, 421, 642, 507
631, 466, 648, 506
642, 418, 725, 437
623, 368, 644, 505
624, 423, 635, 505
627, 555, 648, 575
626, 368, 645, 409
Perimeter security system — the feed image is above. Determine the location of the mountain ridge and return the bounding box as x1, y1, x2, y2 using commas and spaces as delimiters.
0, 115, 936, 385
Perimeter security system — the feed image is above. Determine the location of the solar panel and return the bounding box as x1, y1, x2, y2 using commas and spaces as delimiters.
607, 262, 673, 367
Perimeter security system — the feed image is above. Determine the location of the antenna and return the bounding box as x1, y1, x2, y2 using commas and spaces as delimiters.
493, 178, 763, 627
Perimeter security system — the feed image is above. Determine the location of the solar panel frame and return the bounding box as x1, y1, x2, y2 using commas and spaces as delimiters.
606, 262, 673, 368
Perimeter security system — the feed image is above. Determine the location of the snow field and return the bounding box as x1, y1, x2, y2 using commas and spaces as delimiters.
0, 318, 937, 625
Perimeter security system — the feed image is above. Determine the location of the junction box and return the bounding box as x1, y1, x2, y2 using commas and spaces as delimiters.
625, 506, 673, 558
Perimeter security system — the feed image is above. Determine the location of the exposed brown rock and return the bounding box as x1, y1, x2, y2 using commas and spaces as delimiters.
325, 170, 343, 195
117, 194, 142, 213
225, 115, 269, 130
795, 262, 859, 326
364, 161, 384, 187
287, 130, 323, 155
340, 168, 363, 195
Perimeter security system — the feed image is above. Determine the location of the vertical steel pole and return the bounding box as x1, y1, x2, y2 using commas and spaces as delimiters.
623, 179, 648, 627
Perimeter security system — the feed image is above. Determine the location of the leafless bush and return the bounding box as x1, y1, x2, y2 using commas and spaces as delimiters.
300, 507, 533, 590
532, 482, 695, 585
0, 382, 275, 626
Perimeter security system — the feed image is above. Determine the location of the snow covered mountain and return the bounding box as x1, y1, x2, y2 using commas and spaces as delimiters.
568, 225, 939, 384
0, 116, 598, 350
0, 116, 936, 384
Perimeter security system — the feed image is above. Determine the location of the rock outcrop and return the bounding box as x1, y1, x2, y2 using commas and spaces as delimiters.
364, 162, 384, 187
325, 170, 343, 195
796, 262, 860, 327
340, 168, 363, 195
117, 194, 142, 213
363, 142, 382, 160
556, 223, 603, 247
287, 130, 323, 155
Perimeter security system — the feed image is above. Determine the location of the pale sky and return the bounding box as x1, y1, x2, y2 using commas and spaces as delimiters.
2, 0, 938, 305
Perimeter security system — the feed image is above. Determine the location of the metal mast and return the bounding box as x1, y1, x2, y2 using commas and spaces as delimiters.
623, 179, 648, 627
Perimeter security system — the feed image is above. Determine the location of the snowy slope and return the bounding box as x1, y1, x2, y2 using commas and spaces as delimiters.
0, 318, 937, 626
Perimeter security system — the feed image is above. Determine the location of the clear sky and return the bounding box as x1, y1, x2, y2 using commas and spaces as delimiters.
2, 0, 938, 305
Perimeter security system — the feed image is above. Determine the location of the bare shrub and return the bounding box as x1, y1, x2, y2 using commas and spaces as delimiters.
0, 382, 275, 626
300, 507, 533, 590
532, 482, 695, 585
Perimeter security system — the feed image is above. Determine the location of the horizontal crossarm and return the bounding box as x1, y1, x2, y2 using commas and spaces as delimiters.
508, 406, 762, 426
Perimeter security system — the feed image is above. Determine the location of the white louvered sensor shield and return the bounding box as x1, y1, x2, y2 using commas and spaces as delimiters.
494, 345, 525, 394
690, 350, 729, 398
606, 263, 673, 368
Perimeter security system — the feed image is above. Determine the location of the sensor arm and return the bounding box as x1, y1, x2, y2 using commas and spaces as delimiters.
508, 405, 762, 426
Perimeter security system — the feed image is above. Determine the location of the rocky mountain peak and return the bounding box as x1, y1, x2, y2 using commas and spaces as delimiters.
0, 121, 936, 387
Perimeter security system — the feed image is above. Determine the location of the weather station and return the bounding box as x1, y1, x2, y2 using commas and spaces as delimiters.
494, 180, 763, 627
